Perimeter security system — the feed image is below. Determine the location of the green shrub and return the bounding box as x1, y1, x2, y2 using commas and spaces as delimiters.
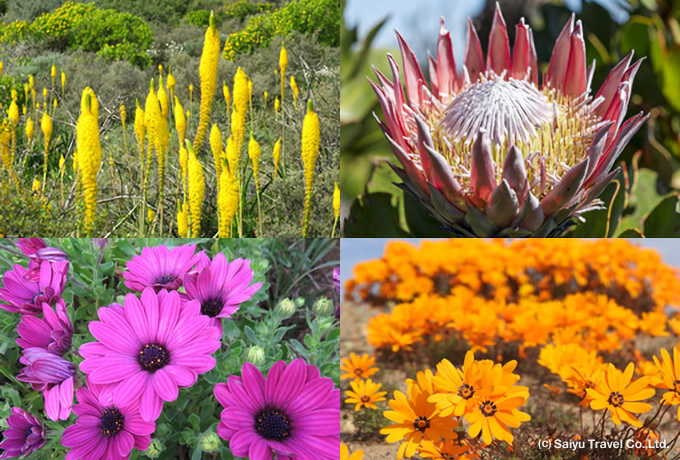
3, 2, 153, 68
222, 0, 339, 61
223, 1, 273, 21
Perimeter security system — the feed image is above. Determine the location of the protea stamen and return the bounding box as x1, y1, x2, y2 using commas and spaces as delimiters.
370, 3, 648, 237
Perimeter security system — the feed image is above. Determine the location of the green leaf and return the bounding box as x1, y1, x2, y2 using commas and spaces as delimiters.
569, 172, 625, 237
643, 194, 680, 236
617, 228, 645, 237
345, 192, 410, 236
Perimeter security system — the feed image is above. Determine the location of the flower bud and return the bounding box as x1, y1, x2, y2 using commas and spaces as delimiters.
143, 438, 164, 458
276, 299, 296, 319
245, 345, 265, 366
294, 297, 305, 308
199, 432, 221, 453
313, 297, 334, 317
93, 238, 109, 250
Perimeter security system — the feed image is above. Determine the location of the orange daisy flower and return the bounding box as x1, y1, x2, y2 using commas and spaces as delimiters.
340, 443, 364, 460
341, 352, 379, 381
345, 378, 387, 411
586, 363, 655, 428
381, 370, 458, 459
652, 346, 680, 421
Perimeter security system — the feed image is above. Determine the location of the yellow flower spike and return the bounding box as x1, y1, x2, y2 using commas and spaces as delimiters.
61, 71, 66, 93
333, 182, 340, 218
11, 89, 17, 101
167, 69, 176, 101
274, 96, 279, 113
157, 76, 169, 119
218, 166, 239, 238
332, 182, 340, 237
209, 123, 224, 179
23, 84, 28, 100
186, 142, 205, 237
120, 103, 127, 127
72, 149, 79, 173
193, 11, 221, 152
50, 64, 56, 85
147, 207, 156, 222
143, 80, 159, 203
290, 75, 299, 106
247, 78, 253, 114
75, 87, 102, 236
154, 83, 170, 231
42, 87, 47, 100
263, 90, 268, 110
0, 61, 3, 79
223, 82, 231, 112
179, 145, 188, 190
176, 199, 189, 237
301, 99, 320, 237
25, 117, 34, 141
22, 105, 26, 115
279, 41, 287, 99
58, 154, 65, 177
8, 100, 19, 126
225, 135, 237, 177
53, 99, 57, 109
40, 111, 53, 190
272, 137, 281, 177
158, 64, 163, 76
134, 99, 145, 174
28, 74, 34, 90
174, 97, 186, 148
0, 128, 17, 185
230, 68, 249, 174
248, 132, 261, 190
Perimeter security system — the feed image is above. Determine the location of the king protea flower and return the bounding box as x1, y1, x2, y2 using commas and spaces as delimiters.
371, 4, 648, 236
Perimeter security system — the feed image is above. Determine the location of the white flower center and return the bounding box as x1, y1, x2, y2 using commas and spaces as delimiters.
440, 77, 553, 148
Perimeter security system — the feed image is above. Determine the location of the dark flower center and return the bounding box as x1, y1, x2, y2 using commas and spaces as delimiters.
412, 416, 430, 432
458, 383, 474, 400
155, 275, 176, 285
99, 407, 124, 437
200, 297, 223, 317
360, 395, 371, 403
608, 392, 624, 407
353, 368, 363, 376
673, 380, 680, 394
138, 343, 170, 372
31, 291, 45, 303
480, 400, 497, 417
255, 409, 291, 441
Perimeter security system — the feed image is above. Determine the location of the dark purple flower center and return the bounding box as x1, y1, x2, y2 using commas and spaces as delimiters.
99, 408, 124, 437
200, 297, 223, 317
480, 400, 497, 417
255, 409, 291, 441
155, 274, 176, 285
31, 291, 45, 303
138, 343, 170, 372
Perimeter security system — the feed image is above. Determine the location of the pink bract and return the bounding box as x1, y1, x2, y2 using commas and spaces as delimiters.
62, 384, 155, 460
371, 3, 647, 236
16, 348, 75, 421
122, 244, 206, 292
0, 407, 46, 459
183, 254, 262, 328
0, 261, 68, 315
214, 359, 340, 460
79, 288, 221, 422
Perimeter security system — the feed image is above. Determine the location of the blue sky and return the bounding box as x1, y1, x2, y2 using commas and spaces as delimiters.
345, 0, 630, 60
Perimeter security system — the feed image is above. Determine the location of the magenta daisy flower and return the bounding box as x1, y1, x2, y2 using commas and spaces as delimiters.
122, 244, 206, 292
16, 348, 75, 421
0, 407, 46, 459
16, 298, 73, 355
79, 288, 221, 422
183, 254, 262, 327
16, 238, 68, 281
214, 359, 340, 460
62, 384, 155, 460
0, 261, 68, 315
